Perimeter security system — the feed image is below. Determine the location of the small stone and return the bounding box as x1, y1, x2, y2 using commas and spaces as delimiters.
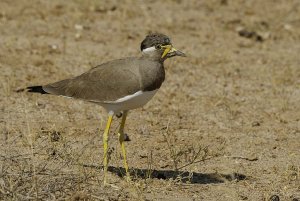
269, 195, 280, 201
116, 112, 122, 118
239, 195, 248, 200
74, 24, 83, 31
283, 24, 292, 31
50, 44, 58, 50
75, 33, 81, 39
124, 133, 130, 141
252, 121, 261, 127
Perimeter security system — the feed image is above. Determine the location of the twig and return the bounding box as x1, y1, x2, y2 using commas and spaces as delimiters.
225, 155, 258, 161
177, 156, 216, 170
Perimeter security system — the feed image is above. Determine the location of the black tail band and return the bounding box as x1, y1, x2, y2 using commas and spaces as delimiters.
26, 86, 49, 94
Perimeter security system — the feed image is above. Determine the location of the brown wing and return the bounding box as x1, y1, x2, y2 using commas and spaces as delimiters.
43, 58, 141, 102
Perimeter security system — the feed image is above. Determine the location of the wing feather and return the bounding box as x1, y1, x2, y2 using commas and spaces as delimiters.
43, 59, 141, 102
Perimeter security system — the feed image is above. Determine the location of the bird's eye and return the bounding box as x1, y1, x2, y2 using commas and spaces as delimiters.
155, 44, 162, 49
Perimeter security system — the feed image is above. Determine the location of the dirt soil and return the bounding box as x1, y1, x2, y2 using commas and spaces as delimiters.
1, 0, 300, 200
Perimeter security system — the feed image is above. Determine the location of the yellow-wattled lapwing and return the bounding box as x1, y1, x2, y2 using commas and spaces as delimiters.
22, 33, 186, 184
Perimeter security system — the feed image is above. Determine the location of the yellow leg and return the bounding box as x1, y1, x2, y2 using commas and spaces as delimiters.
103, 113, 113, 185
118, 111, 130, 181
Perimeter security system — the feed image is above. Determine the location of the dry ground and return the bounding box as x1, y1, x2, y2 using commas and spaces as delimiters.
1, 0, 300, 200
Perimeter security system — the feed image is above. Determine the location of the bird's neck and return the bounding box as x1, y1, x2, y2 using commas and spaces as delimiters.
141, 54, 165, 63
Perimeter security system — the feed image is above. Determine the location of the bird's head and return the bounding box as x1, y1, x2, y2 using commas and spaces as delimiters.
140, 33, 186, 60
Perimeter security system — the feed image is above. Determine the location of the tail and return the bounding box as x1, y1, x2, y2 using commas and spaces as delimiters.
16, 86, 49, 94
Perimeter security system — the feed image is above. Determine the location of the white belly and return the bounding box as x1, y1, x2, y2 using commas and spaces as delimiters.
99, 90, 158, 114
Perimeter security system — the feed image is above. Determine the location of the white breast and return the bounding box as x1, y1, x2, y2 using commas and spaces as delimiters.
99, 90, 158, 114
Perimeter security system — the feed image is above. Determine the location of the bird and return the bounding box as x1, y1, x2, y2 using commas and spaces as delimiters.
21, 33, 186, 184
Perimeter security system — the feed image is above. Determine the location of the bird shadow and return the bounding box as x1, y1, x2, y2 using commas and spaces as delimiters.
83, 165, 246, 184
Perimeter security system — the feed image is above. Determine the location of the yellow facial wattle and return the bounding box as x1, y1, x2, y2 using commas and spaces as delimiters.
161, 45, 177, 58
